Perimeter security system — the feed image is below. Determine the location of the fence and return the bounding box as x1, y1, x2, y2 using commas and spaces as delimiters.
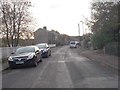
104, 42, 119, 57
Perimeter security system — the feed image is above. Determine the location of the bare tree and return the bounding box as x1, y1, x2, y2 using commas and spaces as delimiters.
0, 1, 33, 47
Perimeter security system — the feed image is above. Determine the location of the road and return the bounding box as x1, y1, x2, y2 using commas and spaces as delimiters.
2, 46, 118, 88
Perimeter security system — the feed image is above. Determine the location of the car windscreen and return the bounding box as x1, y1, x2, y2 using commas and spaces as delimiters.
15, 47, 35, 54
37, 44, 47, 49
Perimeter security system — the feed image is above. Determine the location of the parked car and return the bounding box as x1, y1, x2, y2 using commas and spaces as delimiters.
8, 46, 42, 69
36, 43, 51, 58
69, 41, 77, 48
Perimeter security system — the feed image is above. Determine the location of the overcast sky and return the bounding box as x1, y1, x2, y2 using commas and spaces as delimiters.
30, 0, 91, 36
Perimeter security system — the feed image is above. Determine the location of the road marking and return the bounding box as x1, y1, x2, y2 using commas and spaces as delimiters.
62, 47, 68, 60
56, 61, 74, 88
69, 50, 72, 56
58, 61, 65, 63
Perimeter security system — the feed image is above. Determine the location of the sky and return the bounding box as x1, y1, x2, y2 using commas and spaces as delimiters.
30, 0, 91, 36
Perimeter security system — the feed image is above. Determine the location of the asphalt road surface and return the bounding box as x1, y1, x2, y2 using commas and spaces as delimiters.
2, 46, 118, 88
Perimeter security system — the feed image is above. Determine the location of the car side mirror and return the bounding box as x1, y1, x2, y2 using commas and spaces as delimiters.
35, 50, 39, 54
47, 47, 50, 49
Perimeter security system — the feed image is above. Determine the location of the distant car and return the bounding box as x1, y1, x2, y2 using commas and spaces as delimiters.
36, 43, 51, 58
69, 41, 77, 48
8, 46, 42, 69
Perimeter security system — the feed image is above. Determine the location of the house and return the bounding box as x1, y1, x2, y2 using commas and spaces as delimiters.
34, 27, 48, 44
34, 27, 70, 46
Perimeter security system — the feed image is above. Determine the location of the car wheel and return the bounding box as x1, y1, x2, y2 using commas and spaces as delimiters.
40, 59, 42, 62
33, 60, 37, 67
49, 51, 51, 56
40, 56, 42, 62
46, 52, 49, 58
33, 57, 38, 67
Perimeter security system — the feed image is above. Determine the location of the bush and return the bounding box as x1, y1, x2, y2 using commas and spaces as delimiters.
91, 33, 113, 49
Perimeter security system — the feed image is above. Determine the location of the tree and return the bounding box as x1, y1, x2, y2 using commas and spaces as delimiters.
0, 1, 33, 47
90, 1, 119, 49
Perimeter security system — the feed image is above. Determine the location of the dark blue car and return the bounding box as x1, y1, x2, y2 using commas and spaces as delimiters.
36, 43, 51, 58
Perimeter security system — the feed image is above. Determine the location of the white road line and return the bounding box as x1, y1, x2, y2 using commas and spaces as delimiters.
69, 50, 72, 56
56, 62, 74, 88
58, 60, 65, 63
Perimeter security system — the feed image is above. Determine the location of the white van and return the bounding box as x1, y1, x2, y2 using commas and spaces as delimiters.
69, 41, 77, 48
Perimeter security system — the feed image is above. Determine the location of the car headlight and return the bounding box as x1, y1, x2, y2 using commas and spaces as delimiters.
8, 56, 13, 61
27, 54, 34, 60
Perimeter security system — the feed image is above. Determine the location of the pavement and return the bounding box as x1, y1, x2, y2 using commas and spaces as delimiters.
2, 46, 118, 88
78, 46, 118, 71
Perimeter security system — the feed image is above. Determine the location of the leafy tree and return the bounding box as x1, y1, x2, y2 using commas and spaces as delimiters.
90, 1, 119, 49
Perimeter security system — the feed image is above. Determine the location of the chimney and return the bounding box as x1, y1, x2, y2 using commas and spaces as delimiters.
43, 26, 47, 30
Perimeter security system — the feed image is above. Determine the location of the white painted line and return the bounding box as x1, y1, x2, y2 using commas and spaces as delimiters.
69, 50, 72, 56
58, 61, 65, 63
56, 61, 74, 88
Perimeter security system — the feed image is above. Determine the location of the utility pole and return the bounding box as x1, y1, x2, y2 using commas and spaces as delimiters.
78, 23, 81, 45
78, 23, 80, 36
80, 21, 84, 36
80, 21, 84, 41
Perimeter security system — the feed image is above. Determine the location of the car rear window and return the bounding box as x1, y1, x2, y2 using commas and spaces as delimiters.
70, 41, 75, 44
36, 44, 47, 49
